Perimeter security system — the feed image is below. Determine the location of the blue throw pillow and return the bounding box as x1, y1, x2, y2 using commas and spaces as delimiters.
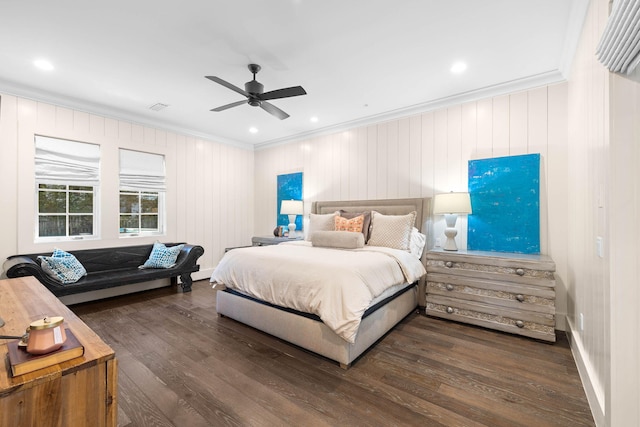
140, 242, 184, 269
38, 248, 87, 284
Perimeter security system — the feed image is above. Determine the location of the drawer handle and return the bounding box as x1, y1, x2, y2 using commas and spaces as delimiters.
515, 320, 525, 328
445, 261, 453, 268
515, 294, 525, 302
515, 268, 525, 276
446, 306, 454, 314
446, 284, 454, 291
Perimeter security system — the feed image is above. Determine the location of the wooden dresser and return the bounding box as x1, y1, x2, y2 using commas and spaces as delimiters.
425, 248, 556, 342
0, 276, 117, 427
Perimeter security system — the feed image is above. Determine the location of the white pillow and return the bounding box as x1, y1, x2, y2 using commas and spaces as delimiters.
409, 227, 427, 258
367, 211, 416, 251
311, 230, 365, 249
306, 211, 338, 240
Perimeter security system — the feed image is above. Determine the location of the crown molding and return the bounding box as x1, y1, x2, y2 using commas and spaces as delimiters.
255, 69, 567, 150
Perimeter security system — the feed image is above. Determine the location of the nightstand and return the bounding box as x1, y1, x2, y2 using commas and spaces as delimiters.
425, 248, 556, 342
251, 236, 303, 246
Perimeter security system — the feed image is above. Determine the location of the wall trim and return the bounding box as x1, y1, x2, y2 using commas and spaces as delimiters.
566, 318, 606, 427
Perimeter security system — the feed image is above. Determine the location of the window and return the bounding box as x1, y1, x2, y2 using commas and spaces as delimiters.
35, 136, 100, 241
119, 149, 165, 236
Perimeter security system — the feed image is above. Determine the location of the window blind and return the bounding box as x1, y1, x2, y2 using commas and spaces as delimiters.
34, 135, 100, 185
119, 149, 166, 191
597, 0, 640, 74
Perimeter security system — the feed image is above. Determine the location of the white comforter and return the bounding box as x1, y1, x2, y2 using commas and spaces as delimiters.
210, 241, 426, 343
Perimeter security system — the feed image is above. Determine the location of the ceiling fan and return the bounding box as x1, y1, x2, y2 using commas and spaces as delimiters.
206, 64, 307, 120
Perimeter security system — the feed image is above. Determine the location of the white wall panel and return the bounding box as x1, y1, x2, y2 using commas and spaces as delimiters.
509, 91, 528, 155
492, 95, 510, 157
476, 98, 493, 159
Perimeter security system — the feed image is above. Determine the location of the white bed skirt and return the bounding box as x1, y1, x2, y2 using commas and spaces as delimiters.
216, 285, 418, 368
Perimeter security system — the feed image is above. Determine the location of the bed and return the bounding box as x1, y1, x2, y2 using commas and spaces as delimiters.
211, 197, 432, 368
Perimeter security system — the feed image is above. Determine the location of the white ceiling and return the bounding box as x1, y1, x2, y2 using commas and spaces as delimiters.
0, 1, 586, 148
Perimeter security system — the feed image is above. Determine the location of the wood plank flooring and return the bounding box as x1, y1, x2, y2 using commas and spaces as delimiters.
72, 280, 594, 427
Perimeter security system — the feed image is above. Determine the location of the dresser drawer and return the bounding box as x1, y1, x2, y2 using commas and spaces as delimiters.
426, 259, 555, 288
427, 273, 555, 315
426, 295, 556, 342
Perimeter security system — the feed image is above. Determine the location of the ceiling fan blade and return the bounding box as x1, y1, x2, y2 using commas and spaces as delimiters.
259, 86, 307, 101
260, 101, 289, 120
210, 99, 247, 112
205, 76, 249, 97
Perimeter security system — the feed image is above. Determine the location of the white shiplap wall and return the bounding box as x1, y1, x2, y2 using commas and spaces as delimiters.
254, 84, 569, 330
0, 94, 254, 279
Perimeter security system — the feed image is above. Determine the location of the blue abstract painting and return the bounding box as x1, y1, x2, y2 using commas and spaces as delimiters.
468, 154, 540, 254
277, 172, 303, 231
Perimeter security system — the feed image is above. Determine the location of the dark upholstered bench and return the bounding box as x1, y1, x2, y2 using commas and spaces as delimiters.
2, 243, 204, 302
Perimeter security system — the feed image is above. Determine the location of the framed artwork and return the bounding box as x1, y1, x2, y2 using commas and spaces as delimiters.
467, 154, 540, 254
277, 172, 303, 231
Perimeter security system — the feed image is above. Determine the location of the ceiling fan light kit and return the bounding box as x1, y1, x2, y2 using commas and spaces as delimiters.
206, 64, 306, 120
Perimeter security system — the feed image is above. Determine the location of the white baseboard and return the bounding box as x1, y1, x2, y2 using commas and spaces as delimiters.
565, 318, 605, 427
193, 268, 214, 282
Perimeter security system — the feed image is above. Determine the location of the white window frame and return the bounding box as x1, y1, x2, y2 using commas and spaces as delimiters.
119, 149, 166, 238
34, 136, 100, 242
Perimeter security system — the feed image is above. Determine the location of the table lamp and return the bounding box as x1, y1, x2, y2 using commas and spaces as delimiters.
280, 199, 304, 238
433, 192, 472, 251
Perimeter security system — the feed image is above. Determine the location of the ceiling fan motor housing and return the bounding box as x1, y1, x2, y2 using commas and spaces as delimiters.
245, 80, 264, 100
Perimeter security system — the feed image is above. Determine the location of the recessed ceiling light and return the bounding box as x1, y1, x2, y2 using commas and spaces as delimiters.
450, 61, 467, 74
34, 59, 54, 71
310, 116, 318, 123
249, 127, 258, 134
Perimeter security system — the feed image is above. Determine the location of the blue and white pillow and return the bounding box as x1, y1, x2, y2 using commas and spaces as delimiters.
140, 242, 184, 269
38, 248, 87, 284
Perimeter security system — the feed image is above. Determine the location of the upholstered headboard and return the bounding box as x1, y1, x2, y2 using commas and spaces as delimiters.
312, 197, 431, 235
311, 197, 433, 307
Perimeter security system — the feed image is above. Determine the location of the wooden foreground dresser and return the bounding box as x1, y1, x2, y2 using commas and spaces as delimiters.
0, 277, 117, 427
426, 248, 556, 342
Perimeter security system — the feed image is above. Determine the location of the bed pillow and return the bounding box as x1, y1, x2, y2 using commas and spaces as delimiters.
140, 242, 184, 269
367, 211, 416, 251
311, 230, 365, 249
37, 248, 87, 284
409, 227, 427, 258
339, 210, 372, 241
306, 211, 338, 240
335, 214, 364, 233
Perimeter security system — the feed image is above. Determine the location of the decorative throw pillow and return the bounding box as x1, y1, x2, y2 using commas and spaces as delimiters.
306, 211, 338, 240
38, 248, 87, 284
409, 227, 427, 258
339, 210, 372, 241
311, 230, 365, 249
367, 211, 416, 251
335, 215, 364, 233
140, 242, 184, 269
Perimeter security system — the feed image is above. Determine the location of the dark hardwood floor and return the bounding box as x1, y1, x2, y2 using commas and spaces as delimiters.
72, 280, 595, 427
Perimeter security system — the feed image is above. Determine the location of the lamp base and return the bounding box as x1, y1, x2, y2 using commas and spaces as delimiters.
442, 214, 459, 251
288, 215, 297, 238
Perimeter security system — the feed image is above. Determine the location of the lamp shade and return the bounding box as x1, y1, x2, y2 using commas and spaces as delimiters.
433, 192, 472, 215
280, 199, 304, 215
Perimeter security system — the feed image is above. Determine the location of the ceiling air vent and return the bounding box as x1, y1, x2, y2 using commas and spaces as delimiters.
149, 103, 169, 111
